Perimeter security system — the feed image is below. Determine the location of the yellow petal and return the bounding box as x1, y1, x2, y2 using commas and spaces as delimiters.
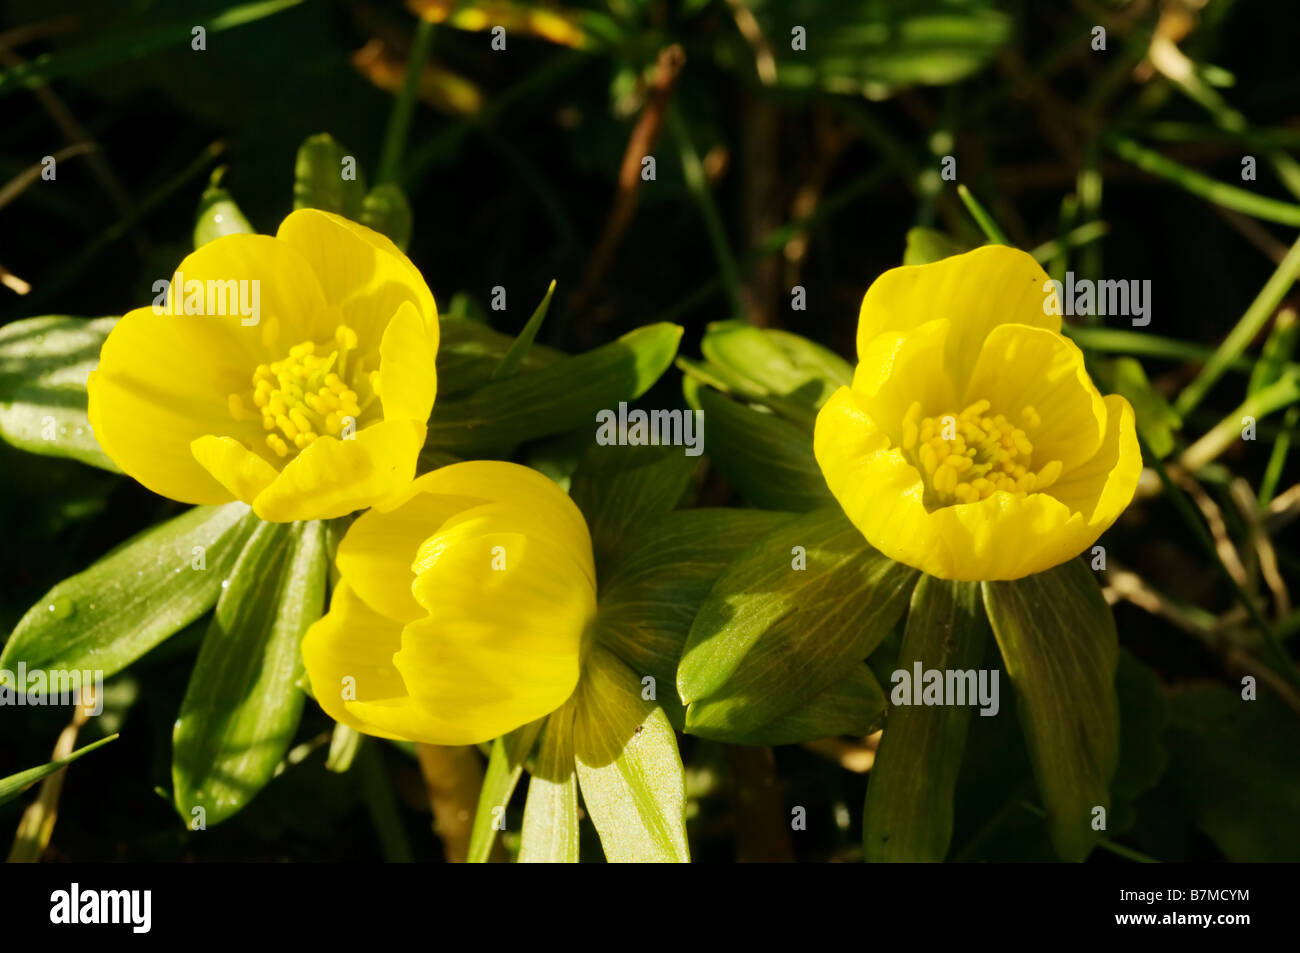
393, 523, 593, 743
815, 386, 1088, 580
379, 299, 439, 422
251, 418, 425, 522
170, 231, 331, 353
400, 460, 596, 587
190, 434, 279, 504
336, 489, 480, 624
301, 582, 457, 741
87, 306, 255, 504
856, 245, 1059, 391
1048, 393, 1142, 531
963, 323, 1107, 471
276, 209, 437, 349
850, 318, 958, 444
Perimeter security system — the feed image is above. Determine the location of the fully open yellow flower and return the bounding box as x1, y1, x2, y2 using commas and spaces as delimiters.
301, 460, 596, 744
87, 209, 439, 522
814, 245, 1141, 581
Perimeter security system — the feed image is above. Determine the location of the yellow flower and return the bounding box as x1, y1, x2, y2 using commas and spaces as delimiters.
87, 209, 439, 522
301, 460, 596, 745
814, 245, 1141, 581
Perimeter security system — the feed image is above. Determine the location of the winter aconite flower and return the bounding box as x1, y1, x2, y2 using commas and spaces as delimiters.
87, 209, 438, 522
301, 461, 596, 744
814, 245, 1141, 581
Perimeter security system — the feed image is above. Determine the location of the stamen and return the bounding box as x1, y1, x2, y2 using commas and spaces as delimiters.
900, 400, 1061, 508
231, 323, 369, 461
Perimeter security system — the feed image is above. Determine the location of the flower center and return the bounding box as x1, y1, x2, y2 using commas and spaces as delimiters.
900, 398, 1062, 508
227, 324, 381, 459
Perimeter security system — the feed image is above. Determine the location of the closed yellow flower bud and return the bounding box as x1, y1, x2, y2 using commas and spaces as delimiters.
301, 461, 596, 745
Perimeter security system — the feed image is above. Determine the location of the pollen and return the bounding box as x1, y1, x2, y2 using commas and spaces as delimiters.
900, 399, 1062, 508
228, 324, 379, 461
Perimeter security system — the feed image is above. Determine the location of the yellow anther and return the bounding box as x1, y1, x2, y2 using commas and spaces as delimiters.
902, 397, 1051, 508
334, 325, 358, 350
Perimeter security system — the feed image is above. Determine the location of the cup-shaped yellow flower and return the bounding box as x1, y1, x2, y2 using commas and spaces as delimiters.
87, 209, 439, 522
301, 460, 596, 744
814, 245, 1141, 581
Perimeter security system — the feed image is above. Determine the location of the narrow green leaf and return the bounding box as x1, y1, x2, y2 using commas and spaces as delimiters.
864, 576, 989, 862
0, 734, 118, 807
519, 705, 580, 863
683, 378, 833, 512
429, 323, 682, 454
956, 184, 1009, 244
571, 442, 699, 567
437, 316, 564, 398
491, 279, 556, 381
294, 133, 366, 218
1106, 133, 1300, 228
1249, 309, 1299, 396
595, 509, 796, 729
466, 718, 544, 863
0, 0, 305, 97
1, 502, 259, 677
982, 559, 1120, 862
193, 170, 253, 249
172, 520, 327, 826
573, 647, 689, 863
360, 183, 413, 251
679, 507, 918, 735
0, 315, 119, 471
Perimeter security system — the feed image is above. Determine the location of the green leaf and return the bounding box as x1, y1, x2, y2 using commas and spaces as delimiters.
1161, 684, 1300, 861
679, 507, 918, 735
683, 378, 833, 512
1110, 650, 1168, 834
0, 734, 118, 807
173, 519, 327, 826
0, 0, 305, 97
982, 559, 1120, 862
360, 183, 413, 251
571, 442, 699, 567
193, 171, 253, 248
753, 0, 1010, 95
466, 718, 544, 863
700, 320, 846, 416
437, 316, 564, 398
0, 315, 120, 471
904, 226, 968, 265
491, 279, 556, 381
1248, 309, 1299, 396
863, 576, 990, 862
1096, 357, 1181, 459
595, 509, 796, 729
1, 502, 259, 678
692, 663, 887, 746
429, 323, 682, 454
294, 133, 366, 218
572, 646, 690, 862
519, 706, 580, 863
